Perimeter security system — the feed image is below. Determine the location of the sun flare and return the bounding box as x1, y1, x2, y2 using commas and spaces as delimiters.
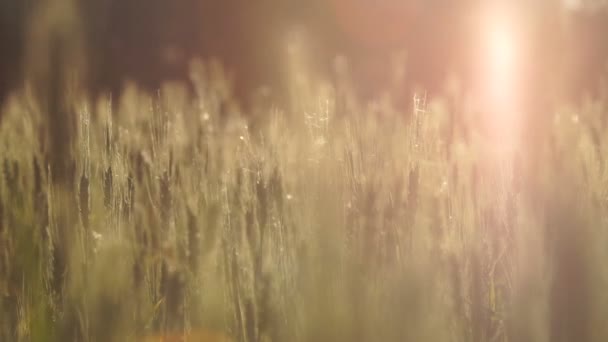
478, 8, 523, 152
488, 25, 517, 77
481, 11, 521, 100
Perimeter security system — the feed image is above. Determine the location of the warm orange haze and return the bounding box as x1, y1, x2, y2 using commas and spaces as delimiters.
1, 1, 608, 341
1, 0, 606, 110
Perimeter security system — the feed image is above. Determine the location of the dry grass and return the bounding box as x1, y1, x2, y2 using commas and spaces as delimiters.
0, 70, 607, 342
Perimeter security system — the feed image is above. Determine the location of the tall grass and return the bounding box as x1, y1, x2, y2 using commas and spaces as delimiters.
0, 68, 607, 342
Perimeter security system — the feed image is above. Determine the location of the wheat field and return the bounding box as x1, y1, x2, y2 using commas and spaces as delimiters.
0, 66, 607, 342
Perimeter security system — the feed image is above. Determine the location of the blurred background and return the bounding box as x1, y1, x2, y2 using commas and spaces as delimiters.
1, 0, 607, 111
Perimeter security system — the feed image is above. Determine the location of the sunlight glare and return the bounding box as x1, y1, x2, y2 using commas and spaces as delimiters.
488, 26, 517, 82
482, 13, 520, 103
479, 8, 523, 156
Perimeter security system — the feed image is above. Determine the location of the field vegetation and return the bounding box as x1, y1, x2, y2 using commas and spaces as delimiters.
0, 63, 607, 342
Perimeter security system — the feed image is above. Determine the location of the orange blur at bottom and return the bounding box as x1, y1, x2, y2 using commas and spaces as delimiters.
140, 330, 232, 342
